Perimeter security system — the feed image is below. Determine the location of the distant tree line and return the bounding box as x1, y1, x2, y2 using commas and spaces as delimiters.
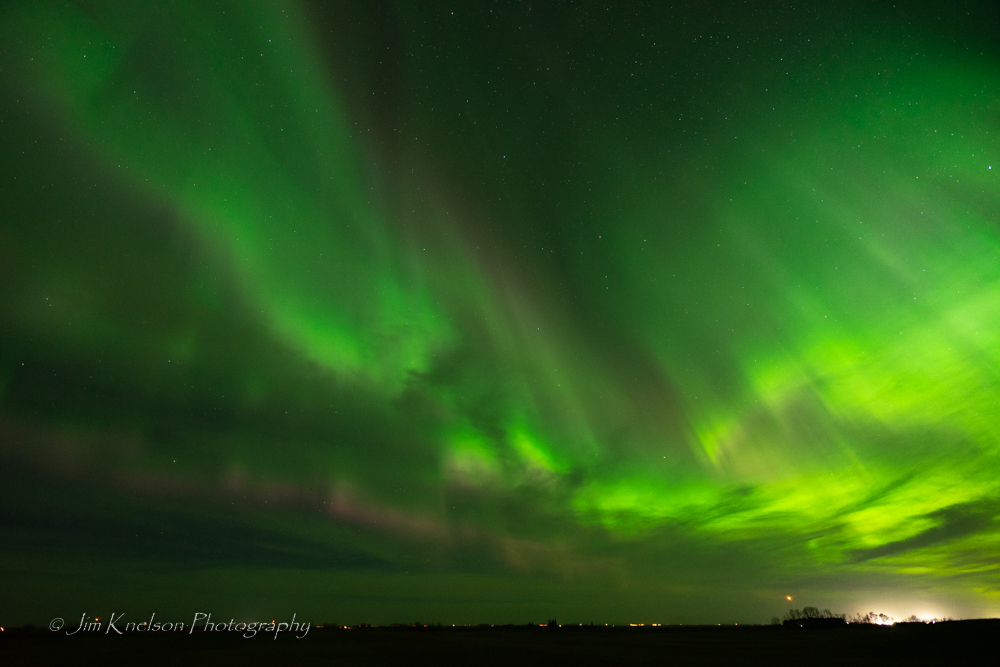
785, 607, 845, 621
772, 608, 915, 627
778, 607, 847, 628
850, 612, 893, 625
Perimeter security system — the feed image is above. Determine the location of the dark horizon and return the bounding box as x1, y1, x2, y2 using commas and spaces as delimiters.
7, 617, 1000, 666
13, 615, 998, 632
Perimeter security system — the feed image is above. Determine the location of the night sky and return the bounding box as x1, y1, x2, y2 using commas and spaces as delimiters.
2, 1, 999, 626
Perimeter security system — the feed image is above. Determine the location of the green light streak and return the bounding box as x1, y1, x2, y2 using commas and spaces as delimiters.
6, 1, 451, 390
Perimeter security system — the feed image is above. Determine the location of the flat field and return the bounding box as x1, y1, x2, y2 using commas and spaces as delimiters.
3, 620, 995, 665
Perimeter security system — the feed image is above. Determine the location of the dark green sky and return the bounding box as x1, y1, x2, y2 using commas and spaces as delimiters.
2, 1, 999, 625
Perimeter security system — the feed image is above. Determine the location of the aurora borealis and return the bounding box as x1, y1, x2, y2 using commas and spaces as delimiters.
2, 0, 999, 625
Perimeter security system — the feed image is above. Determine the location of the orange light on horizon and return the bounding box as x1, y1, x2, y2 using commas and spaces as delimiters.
786, 596, 793, 601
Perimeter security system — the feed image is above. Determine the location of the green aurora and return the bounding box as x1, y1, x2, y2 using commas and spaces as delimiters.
1, 1, 999, 624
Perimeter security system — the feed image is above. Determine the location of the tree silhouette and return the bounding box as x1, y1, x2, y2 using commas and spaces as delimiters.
783, 607, 847, 627
851, 611, 893, 625
784, 607, 843, 621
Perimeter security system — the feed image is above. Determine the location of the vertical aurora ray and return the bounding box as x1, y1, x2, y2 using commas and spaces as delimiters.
3, 1, 451, 390
2, 0, 1000, 624
570, 48, 1000, 584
